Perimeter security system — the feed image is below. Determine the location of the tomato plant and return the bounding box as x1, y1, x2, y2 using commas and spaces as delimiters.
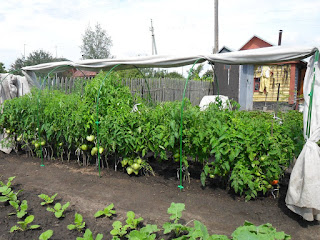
0, 71, 303, 201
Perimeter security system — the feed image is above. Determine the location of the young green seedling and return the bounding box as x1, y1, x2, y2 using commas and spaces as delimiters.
39, 229, 54, 240
0, 185, 22, 203
0, 176, 15, 188
9, 200, 28, 218
231, 221, 291, 240
76, 229, 103, 240
125, 211, 144, 229
94, 203, 116, 218
10, 215, 40, 232
110, 210, 144, 238
162, 203, 189, 237
0, 176, 22, 203
126, 224, 160, 240
167, 202, 185, 223
46, 202, 70, 218
110, 221, 128, 238
67, 212, 86, 232
38, 193, 58, 205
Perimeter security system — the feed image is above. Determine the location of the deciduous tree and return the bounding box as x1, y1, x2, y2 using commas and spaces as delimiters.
80, 23, 112, 59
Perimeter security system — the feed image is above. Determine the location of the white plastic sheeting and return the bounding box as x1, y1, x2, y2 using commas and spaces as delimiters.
285, 54, 320, 221
0, 73, 31, 104
17, 45, 320, 221
22, 46, 317, 76
199, 95, 231, 111
285, 127, 320, 221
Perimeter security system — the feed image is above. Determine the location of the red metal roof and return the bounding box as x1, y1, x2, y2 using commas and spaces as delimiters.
73, 70, 97, 78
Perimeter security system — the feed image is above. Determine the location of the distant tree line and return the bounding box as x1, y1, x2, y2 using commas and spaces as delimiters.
2, 22, 213, 81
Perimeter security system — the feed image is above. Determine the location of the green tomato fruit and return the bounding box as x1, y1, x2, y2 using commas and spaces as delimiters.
121, 159, 128, 167
209, 174, 215, 179
126, 167, 133, 175
99, 147, 104, 154
86, 135, 95, 142
34, 143, 40, 148
132, 163, 140, 170
91, 147, 98, 156
40, 141, 46, 146
136, 158, 142, 164
58, 142, 63, 147
81, 144, 88, 151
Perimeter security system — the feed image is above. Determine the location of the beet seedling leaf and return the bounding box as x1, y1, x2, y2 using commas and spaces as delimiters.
94, 203, 116, 218
39, 229, 54, 240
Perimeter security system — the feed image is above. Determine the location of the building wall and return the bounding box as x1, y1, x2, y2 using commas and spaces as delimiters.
214, 63, 240, 102
253, 64, 291, 102
239, 65, 254, 110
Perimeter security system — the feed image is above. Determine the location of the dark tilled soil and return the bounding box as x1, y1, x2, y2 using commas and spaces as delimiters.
0, 152, 319, 240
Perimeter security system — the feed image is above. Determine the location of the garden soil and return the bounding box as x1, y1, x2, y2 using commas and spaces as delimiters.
0, 152, 319, 240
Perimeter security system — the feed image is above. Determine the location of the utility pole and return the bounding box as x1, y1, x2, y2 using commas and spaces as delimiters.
150, 19, 158, 55
213, 0, 219, 53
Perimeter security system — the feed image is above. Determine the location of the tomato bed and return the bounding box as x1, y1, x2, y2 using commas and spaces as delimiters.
0, 72, 304, 201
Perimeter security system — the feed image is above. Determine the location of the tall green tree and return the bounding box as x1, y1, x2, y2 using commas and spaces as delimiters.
187, 64, 213, 81
187, 64, 204, 80
0, 62, 6, 73
80, 23, 113, 59
10, 50, 68, 75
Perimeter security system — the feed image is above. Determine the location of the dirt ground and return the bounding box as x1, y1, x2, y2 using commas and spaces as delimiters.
0, 152, 319, 240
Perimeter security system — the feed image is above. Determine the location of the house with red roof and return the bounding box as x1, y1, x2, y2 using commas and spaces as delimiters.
214, 34, 306, 110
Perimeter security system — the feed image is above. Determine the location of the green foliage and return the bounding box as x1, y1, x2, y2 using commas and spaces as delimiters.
38, 193, 58, 205
67, 212, 86, 232
76, 229, 103, 240
0, 176, 22, 203
126, 211, 144, 229
0, 176, 15, 188
0, 70, 304, 201
231, 221, 291, 240
0, 62, 6, 73
39, 229, 53, 240
187, 64, 213, 81
10, 215, 40, 232
127, 224, 160, 240
9, 199, 28, 218
167, 203, 185, 223
94, 203, 116, 218
163, 203, 189, 237
110, 210, 144, 238
163, 222, 190, 237
173, 221, 229, 240
10, 50, 67, 76
110, 220, 128, 237
46, 202, 70, 218
81, 22, 112, 59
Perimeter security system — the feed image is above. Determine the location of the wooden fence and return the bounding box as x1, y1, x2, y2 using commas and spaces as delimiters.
40, 77, 214, 105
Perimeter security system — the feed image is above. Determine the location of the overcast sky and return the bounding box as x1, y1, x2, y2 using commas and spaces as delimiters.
1, 0, 320, 71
